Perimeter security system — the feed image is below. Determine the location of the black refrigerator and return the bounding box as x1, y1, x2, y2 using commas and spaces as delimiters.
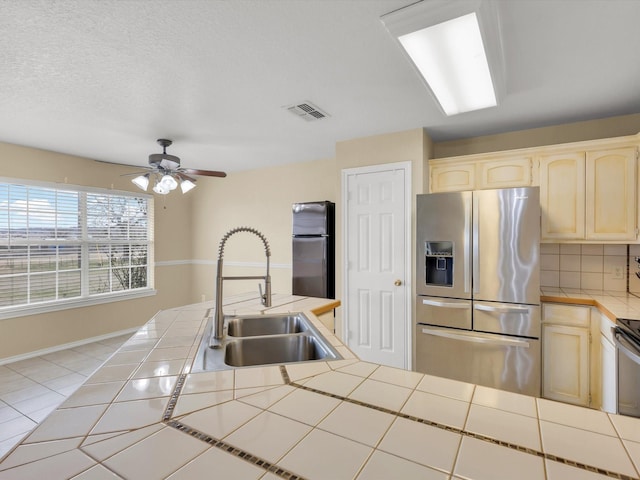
292, 201, 335, 299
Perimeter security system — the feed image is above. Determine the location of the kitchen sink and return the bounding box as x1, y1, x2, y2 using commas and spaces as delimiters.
227, 314, 309, 337
224, 334, 333, 367
191, 312, 342, 372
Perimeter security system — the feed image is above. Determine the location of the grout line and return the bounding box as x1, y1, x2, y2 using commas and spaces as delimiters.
166, 418, 308, 480
172, 365, 628, 480
163, 369, 307, 479
0, 338, 126, 462
288, 380, 637, 480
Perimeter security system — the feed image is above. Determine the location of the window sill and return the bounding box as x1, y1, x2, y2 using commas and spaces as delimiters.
0, 289, 158, 321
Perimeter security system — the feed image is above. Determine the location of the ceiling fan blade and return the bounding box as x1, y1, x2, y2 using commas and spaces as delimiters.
174, 171, 197, 182
120, 170, 152, 177
181, 169, 227, 178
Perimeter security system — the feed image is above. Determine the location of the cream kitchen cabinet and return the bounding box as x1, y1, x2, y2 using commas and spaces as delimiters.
542, 303, 591, 406
429, 156, 532, 193
586, 148, 637, 241
539, 146, 637, 242
476, 157, 533, 190
430, 162, 475, 192
539, 152, 585, 240
596, 309, 617, 413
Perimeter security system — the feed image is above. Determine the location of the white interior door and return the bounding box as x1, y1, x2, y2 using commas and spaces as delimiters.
342, 162, 410, 369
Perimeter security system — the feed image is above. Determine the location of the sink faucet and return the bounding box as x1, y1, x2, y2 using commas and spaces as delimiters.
211, 226, 272, 347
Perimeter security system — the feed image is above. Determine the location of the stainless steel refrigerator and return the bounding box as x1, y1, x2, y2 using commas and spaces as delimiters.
292, 201, 335, 299
415, 187, 541, 396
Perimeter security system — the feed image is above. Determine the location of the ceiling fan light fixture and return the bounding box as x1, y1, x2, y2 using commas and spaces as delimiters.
180, 178, 196, 193
149, 153, 181, 170
129, 139, 225, 195
160, 174, 178, 191
152, 181, 170, 195
131, 173, 150, 191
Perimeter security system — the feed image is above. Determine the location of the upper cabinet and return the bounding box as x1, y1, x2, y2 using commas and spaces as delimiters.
430, 156, 533, 193
539, 152, 586, 240
586, 148, 637, 241
539, 147, 637, 242
477, 157, 533, 190
429, 134, 639, 243
430, 162, 475, 192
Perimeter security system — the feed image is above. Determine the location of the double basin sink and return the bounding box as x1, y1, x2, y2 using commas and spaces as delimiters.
192, 312, 342, 372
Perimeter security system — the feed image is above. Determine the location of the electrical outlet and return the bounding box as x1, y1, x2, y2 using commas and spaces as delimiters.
613, 266, 624, 279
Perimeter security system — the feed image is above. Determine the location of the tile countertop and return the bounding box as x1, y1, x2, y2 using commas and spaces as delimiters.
2, 293, 640, 479
541, 287, 640, 320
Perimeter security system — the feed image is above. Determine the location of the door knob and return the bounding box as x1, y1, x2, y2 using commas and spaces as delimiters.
394, 279, 402, 286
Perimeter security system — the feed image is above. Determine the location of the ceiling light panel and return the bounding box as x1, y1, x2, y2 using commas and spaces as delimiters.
381, 0, 505, 116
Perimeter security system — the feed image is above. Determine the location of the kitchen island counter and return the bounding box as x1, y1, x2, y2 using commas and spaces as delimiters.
2, 293, 640, 479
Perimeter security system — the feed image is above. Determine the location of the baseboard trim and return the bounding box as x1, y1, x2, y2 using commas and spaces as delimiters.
0, 327, 139, 366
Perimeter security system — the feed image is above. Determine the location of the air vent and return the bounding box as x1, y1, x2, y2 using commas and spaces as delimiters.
286, 101, 330, 121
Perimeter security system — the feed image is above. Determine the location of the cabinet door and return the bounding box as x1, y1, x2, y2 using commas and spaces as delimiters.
600, 334, 617, 414
476, 157, 532, 190
430, 163, 475, 192
539, 153, 586, 240
585, 147, 637, 241
542, 324, 590, 406
542, 303, 590, 328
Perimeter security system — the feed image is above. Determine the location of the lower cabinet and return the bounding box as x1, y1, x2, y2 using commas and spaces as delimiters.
542, 302, 619, 412
597, 310, 618, 413
542, 304, 591, 406
600, 332, 617, 413
542, 323, 590, 406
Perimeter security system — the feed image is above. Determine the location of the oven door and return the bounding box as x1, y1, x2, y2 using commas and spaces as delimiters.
614, 327, 640, 418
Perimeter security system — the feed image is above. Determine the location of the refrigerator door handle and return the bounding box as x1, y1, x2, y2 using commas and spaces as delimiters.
474, 304, 531, 314
422, 298, 471, 309
420, 327, 531, 348
464, 195, 472, 294
472, 193, 479, 294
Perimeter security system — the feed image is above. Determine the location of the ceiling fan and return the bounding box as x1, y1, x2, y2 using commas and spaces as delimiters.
130, 139, 226, 195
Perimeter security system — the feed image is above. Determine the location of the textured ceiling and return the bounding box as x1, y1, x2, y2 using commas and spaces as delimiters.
1, 0, 640, 174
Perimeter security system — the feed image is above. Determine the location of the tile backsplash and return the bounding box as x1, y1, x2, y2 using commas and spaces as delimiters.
540, 244, 630, 292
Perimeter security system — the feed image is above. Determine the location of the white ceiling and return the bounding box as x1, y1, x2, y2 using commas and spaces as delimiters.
2, 0, 640, 174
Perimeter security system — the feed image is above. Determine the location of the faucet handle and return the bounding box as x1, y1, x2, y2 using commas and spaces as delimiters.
259, 283, 266, 306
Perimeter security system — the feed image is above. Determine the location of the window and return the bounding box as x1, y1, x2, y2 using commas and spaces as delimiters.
0, 179, 154, 317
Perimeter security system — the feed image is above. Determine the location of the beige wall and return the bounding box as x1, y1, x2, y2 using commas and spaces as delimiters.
189, 127, 432, 340
334, 127, 432, 339
0, 142, 194, 359
190, 157, 337, 302
434, 113, 640, 158
4, 113, 639, 359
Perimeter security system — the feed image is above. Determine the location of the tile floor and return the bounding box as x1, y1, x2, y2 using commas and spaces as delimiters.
0, 333, 131, 459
